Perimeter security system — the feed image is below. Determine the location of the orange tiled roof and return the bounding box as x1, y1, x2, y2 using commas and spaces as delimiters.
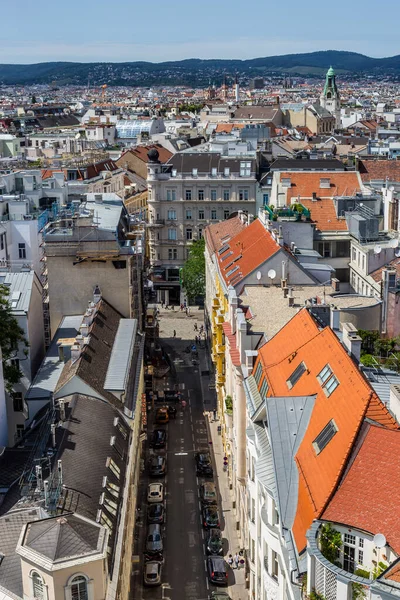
323, 424, 400, 553
359, 159, 400, 183
204, 217, 246, 255
216, 219, 280, 288
41, 169, 53, 180
281, 171, 362, 199
256, 309, 398, 553
222, 322, 241, 367
382, 560, 400, 583
300, 198, 348, 232
215, 123, 245, 133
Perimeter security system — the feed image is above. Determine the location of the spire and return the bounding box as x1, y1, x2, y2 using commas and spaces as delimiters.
323, 65, 338, 97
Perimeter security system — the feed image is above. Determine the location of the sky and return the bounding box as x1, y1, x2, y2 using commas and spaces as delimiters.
1, 0, 400, 63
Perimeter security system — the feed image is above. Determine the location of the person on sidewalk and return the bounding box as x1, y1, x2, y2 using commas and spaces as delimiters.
213, 409, 217, 421
173, 330, 176, 338
234, 553, 240, 569
227, 554, 233, 568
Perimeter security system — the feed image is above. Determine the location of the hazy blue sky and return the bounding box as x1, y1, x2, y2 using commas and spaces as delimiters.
1, 0, 399, 63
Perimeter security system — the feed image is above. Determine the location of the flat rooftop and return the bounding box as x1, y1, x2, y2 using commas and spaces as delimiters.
240, 285, 380, 340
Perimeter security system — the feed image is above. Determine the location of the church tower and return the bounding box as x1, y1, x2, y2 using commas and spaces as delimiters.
320, 66, 340, 128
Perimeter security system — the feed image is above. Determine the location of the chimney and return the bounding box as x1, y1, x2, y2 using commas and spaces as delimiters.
80, 323, 89, 337
51, 424, 56, 448
59, 400, 66, 422
278, 225, 284, 246
75, 334, 84, 348
93, 284, 101, 304
71, 344, 81, 363
331, 277, 340, 292
281, 260, 287, 288
342, 322, 362, 363
330, 308, 340, 331
288, 287, 294, 306
283, 286, 288, 298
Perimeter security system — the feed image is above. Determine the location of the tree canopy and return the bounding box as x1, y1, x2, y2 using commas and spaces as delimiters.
181, 238, 206, 302
0, 284, 28, 392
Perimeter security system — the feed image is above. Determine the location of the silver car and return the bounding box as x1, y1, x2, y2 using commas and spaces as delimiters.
143, 561, 162, 586
145, 524, 163, 555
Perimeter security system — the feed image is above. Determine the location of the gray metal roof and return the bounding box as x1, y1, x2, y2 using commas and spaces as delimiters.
361, 366, 400, 408
254, 423, 277, 499
104, 319, 137, 392
25, 315, 82, 401
0, 507, 45, 598
0, 271, 35, 315
266, 395, 316, 531
243, 375, 262, 417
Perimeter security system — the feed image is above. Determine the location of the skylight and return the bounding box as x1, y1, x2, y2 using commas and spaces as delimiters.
317, 364, 339, 397
221, 251, 233, 262
287, 362, 306, 389
313, 419, 338, 454
218, 244, 230, 255
226, 265, 239, 277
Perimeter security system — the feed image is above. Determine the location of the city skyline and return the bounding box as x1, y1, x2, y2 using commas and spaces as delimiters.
1, 0, 400, 63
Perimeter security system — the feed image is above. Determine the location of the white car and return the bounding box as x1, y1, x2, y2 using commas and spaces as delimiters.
143, 560, 162, 586
147, 483, 164, 503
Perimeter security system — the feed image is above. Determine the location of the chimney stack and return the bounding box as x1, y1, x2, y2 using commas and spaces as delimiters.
71, 344, 81, 363
288, 287, 294, 306
342, 322, 362, 362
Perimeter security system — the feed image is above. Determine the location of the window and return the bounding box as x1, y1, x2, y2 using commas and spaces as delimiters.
166, 189, 176, 201
211, 209, 217, 220
186, 228, 193, 240
224, 167, 230, 177
171, 169, 177, 177
192, 168, 198, 177
263, 193, 269, 205
239, 189, 249, 201
352, 247, 357, 262
359, 538, 364, 548
198, 228, 203, 240
223, 189, 230, 201
0, 233, 4, 251
273, 504, 280, 526
211, 189, 217, 201
254, 362, 263, 384
287, 362, 306, 389
318, 364, 339, 396
168, 248, 178, 260
224, 209, 230, 220
16, 424, 24, 439
211, 167, 217, 177
240, 161, 251, 177
317, 241, 331, 258
272, 551, 279, 579
106, 457, 120, 479
185, 189, 192, 200
358, 550, 364, 565
198, 208, 205, 220
313, 419, 338, 454
168, 228, 177, 241
167, 209, 176, 220
259, 377, 269, 398
32, 572, 44, 600
186, 209, 192, 220
13, 392, 23, 412
198, 189, 204, 201
344, 533, 356, 545
18, 243, 26, 260
71, 575, 88, 600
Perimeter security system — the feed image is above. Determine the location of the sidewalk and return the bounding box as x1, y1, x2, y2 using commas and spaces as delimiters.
198, 347, 248, 600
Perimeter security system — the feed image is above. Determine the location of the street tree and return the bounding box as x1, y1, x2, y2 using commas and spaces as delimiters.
181, 238, 205, 302
0, 284, 28, 392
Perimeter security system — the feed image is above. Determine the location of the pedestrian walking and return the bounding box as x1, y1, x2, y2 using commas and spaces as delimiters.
228, 554, 233, 568
213, 409, 217, 421
173, 329, 176, 338
194, 322, 198, 331
234, 553, 240, 569
180, 303, 183, 311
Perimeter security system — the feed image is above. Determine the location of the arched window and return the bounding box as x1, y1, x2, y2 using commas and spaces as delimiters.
71, 576, 88, 600
32, 572, 44, 600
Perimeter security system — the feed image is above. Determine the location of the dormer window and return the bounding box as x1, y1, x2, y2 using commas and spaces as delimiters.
282, 177, 291, 187
171, 169, 177, 177
192, 168, 198, 177
320, 178, 331, 189
224, 167, 230, 177
211, 167, 217, 177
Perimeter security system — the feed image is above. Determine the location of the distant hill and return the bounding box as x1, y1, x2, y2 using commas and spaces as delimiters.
1, 50, 400, 87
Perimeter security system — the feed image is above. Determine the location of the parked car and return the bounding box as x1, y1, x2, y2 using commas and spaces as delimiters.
195, 452, 213, 477
202, 506, 220, 529
145, 524, 163, 555
151, 429, 167, 449
155, 407, 169, 424
206, 528, 223, 555
156, 390, 180, 403
200, 481, 217, 505
207, 556, 228, 586
149, 455, 166, 477
147, 503, 165, 524
143, 561, 162, 587
209, 593, 231, 600
147, 483, 164, 503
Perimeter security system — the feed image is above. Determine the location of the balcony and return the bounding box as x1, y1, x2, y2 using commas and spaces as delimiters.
147, 219, 165, 227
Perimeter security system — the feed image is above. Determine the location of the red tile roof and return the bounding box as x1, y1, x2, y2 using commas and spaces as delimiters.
121, 143, 172, 164
370, 257, 400, 283
323, 424, 400, 554
359, 159, 400, 183
204, 217, 246, 255
281, 171, 362, 200
382, 560, 400, 583
300, 198, 348, 232
216, 219, 280, 288
222, 322, 241, 367
255, 309, 398, 553
215, 123, 245, 133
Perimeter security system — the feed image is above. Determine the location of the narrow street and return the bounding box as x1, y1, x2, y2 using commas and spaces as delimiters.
131, 307, 245, 600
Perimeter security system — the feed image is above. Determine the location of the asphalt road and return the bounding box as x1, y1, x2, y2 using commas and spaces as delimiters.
137, 334, 220, 600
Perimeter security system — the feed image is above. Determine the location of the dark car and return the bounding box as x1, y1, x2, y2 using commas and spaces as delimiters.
147, 503, 165, 524
145, 524, 163, 555
195, 452, 213, 477
149, 455, 166, 477
151, 429, 167, 449
207, 556, 228, 586
156, 390, 180, 403
206, 528, 223, 555
203, 506, 220, 529
200, 481, 217, 505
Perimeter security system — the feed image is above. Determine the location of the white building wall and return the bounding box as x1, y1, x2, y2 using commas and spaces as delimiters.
0, 349, 8, 448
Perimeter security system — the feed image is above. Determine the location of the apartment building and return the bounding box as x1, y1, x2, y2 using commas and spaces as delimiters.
147, 148, 258, 304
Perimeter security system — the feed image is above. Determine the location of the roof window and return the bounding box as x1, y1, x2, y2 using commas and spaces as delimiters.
106, 456, 120, 479
226, 265, 239, 277
221, 251, 233, 262
320, 177, 331, 189
211, 167, 217, 177
218, 244, 230, 255
192, 168, 198, 177
224, 167, 230, 177
260, 377, 269, 398
317, 364, 339, 397
254, 361, 263, 385
313, 419, 338, 454
282, 177, 291, 187
287, 362, 306, 389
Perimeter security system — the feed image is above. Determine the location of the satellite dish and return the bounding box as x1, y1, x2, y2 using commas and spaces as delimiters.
268, 269, 276, 280
374, 245, 382, 255
389, 185, 395, 192
256, 271, 262, 281
395, 249, 400, 258
373, 533, 386, 548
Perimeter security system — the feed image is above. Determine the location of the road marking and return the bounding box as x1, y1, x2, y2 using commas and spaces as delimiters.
200, 514, 202, 525
196, 477, 199, 486
201, 529, 204, 539
175, 452, 188, 456
206, 578, 209, 590
198, 501, 201, 511
203, 543, 206, 554
204, 559, 207, 571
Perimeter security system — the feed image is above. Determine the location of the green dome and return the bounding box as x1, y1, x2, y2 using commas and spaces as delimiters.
327, 66, 335, 76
